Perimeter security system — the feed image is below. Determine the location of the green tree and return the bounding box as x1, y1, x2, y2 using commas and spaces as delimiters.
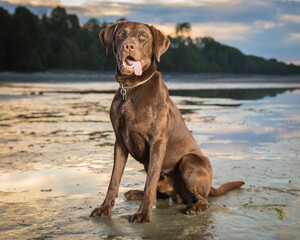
0, 7, 11, 70
176, 22, 192, 38
7, 6, 46, 71
1, 7, 300, 74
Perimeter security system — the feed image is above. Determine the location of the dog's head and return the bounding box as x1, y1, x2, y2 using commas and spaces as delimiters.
100, 21, 170, 76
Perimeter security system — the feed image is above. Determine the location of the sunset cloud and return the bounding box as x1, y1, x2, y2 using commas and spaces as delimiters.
68, 1, 131, 17
156, 22, 252, 41
156, 20, 281, 42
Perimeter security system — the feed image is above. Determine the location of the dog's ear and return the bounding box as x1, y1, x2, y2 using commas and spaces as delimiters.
99, 22, 121, 56
150, 25, 170, 62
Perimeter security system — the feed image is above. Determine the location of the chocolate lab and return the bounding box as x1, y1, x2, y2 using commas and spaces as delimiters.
90, 21, 244, 223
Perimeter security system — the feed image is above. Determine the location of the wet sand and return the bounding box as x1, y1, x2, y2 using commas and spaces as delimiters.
0, 74, 300, 239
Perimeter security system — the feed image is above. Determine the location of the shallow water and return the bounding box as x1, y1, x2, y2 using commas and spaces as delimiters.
0, 78, 300, 239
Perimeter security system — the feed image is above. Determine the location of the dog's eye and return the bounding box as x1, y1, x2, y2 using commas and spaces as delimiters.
140, 34, 147, 40
118, 31, 125, 37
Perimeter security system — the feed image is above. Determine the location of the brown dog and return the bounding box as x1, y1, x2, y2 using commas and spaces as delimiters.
90, 21, 244, 223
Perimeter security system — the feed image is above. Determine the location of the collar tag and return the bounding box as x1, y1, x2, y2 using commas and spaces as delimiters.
120, 84, 127, 101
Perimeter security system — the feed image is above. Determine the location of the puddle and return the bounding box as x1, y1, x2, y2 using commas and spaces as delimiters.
0, 80, 300, 239
0, 168, 108, 202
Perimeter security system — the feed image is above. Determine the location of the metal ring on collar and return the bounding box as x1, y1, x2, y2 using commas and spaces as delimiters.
120, 88, 127, 95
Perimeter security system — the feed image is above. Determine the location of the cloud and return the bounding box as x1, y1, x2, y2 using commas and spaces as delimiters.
68, 2, 131, 17
2, 0, 60, 7
141, 0, 242, 7
60, 0, 88, 6
193, 22, 253, 41
1, 0, 276, 23
155, 20, 281, 42
280, 14, 300, 23
1, 0, 131, 17
283, 33, 300, 42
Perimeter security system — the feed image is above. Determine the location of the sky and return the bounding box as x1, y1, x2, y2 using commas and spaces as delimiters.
1, 0, 300, 65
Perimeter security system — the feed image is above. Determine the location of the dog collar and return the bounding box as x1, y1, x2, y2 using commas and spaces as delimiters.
119, 72, 155, 101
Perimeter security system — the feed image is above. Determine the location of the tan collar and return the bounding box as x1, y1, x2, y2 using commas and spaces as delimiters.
119, 72, 155, 100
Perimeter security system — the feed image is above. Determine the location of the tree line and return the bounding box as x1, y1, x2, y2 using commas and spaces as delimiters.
0, 6, 299, 74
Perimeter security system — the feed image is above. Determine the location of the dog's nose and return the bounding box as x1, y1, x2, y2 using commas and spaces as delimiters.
123, 42, 136, 52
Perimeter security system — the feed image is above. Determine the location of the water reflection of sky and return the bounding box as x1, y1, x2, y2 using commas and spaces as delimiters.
178, 89, 300, 158
0, 168, 107, 202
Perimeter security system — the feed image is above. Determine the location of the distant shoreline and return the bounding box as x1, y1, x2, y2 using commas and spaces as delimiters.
0, 71, 300, 84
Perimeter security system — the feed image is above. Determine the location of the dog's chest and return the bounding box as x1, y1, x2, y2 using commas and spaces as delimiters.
112, 97, 158, 162
120, 97, 158, 135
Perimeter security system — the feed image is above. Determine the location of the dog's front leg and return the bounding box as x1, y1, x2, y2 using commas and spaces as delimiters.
91, 137, 128, 217
130, 139, 166, 223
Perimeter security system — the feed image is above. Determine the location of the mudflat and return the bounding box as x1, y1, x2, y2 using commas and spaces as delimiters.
0, 74, 299, 239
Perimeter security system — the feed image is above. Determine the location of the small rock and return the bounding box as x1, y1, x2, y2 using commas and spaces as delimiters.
40, 189, 52, 192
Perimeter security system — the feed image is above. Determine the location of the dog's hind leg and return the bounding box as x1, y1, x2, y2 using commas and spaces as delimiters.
185, 195, 208, 214
184, 176, 209, 214
178, 154, 211, 214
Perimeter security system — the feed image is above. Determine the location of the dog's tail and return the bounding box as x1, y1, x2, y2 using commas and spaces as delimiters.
209, 181, 244, 197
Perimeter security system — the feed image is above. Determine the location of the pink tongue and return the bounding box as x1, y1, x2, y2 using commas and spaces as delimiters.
125, 58, 142, 76
133, 61, 142, 76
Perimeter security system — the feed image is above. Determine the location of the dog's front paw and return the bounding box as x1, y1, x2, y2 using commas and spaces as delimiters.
90, 205, 112, 217
130, 211, 151, 223
124, 190, 144, 200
